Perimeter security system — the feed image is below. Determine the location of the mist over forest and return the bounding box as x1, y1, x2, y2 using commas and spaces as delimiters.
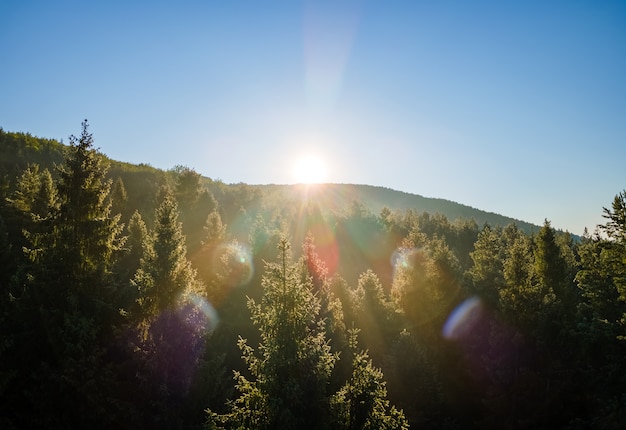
1, 123, 626, 429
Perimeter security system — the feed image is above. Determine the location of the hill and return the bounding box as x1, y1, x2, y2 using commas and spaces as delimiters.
256, 183, 539, 233
1, 127, 538, 233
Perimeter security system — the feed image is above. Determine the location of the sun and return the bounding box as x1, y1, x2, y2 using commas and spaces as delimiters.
293, 155, 327, 184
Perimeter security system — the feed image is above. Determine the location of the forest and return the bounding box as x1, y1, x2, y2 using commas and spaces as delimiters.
1, 122, 625, 429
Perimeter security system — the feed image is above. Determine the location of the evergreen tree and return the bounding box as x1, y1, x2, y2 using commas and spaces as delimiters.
353, 269, 398, 363
5, 165, 56, 250
534, 220, 568, 302
30, 167, 57, 220
300, 232, 346, 339
110, 176, 129, 221
598, 190, 626, 334
173, 165, 202, 209
330, 329, 409, 430
392, 234, 461, 342
572, 194, 626, 427
467, 225, 506, 306
44, 120, 125, 289
115, 210, 149, 306
385, 329, 443, 426
601, 190, 626, 243
209, 237, 337, 429
204, 209, 227, 245
209, 237, 407, 429
134, 191, 202, 317
131, 190, 209, 427
6, 164, 42, 214
6, 120, 128, 427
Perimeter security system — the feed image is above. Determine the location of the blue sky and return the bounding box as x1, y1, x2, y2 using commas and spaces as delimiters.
2, 0, 625, 235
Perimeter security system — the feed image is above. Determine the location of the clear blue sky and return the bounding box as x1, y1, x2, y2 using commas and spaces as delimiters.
2, 0, 625, 235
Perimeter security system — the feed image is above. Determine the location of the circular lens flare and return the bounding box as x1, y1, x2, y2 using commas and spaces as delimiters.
211, 241, 254, 288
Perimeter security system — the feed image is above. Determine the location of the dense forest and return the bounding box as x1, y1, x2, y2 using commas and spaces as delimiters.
1, 122, 625, 429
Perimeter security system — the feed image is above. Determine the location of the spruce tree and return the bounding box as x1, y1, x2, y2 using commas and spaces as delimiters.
110, 176, 129, 221
131, 190, 209, 427
331, 329, 409, 430
209, 237, 337, 429
134, 190, 203, 316
209, 237, 407, 430
8, 120, 128, 427
467, 225, 506, 306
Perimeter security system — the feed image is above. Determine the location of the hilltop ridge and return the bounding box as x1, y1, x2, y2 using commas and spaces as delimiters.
1, 127, 538, 232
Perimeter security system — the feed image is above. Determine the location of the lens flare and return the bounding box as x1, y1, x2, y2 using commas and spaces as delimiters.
187, 294, 220, 335
391, 247, 427, 278
442, 296, 483, 340
211, 241, 254, 287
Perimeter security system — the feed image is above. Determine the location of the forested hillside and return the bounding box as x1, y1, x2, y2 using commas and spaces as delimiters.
258, 183, 539, 235
1, 123, 625, 429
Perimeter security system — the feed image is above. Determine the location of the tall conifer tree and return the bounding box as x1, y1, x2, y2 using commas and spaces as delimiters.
209, 237, 337, 429
9, 120, 127, 427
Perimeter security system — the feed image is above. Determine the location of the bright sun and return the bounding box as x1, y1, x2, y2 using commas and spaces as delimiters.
293, 155, 327, 184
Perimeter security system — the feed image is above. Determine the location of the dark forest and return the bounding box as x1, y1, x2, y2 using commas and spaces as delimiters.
1, 123, 625, 429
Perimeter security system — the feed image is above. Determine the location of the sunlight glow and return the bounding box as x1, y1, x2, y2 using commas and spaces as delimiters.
293, 155, 328, 184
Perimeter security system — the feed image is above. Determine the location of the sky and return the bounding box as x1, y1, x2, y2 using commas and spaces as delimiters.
1, 0, 625, 235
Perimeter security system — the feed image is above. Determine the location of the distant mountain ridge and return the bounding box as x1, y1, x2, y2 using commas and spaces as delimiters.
256, 183, 540, 234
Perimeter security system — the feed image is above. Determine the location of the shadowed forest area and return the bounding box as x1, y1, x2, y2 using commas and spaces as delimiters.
1, 123, 626, 429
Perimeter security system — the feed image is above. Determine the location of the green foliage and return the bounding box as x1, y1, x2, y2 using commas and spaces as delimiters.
133, 190, 202, 318
1, 121, 130, 427
352, 269, 399, 363
109, 176, 129, 221
392, 234, 462, 342
0, 128, 65, 184
204, 209, 228, 245
210, 237, 337, 429
601, 190, 626, 242
385, 329, 443, 426
467, 225, 506, 305
331, 330, 409, 430
4, 123, 626, 428
209, 238, 406, 430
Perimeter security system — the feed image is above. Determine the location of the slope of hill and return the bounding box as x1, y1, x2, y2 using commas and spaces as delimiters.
1, 127, 539, 233
257, 183, 539, 233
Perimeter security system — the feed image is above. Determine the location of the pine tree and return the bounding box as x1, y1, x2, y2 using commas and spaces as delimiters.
572, 194, 626, 428
209, 237, 337, 429
330, 329, 409, 430
25, 119, 125, 338
601, 190, 626, 243
173, 165, 202, 209
6, 164, 42, 213
598, 191, 626, 334
204, 209, 227, 245
353, 269, 399, 363
30, 168, 57, 220
467, 225, 506, 306
110, 176, 129, 221
391, 235, 461, 342
131, 190, 209, 427
134, 190, 202, 317
7, 120, 128, 427
41, 120, 126, 290
300, 233, 346, 341
209, 237, 408, 429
